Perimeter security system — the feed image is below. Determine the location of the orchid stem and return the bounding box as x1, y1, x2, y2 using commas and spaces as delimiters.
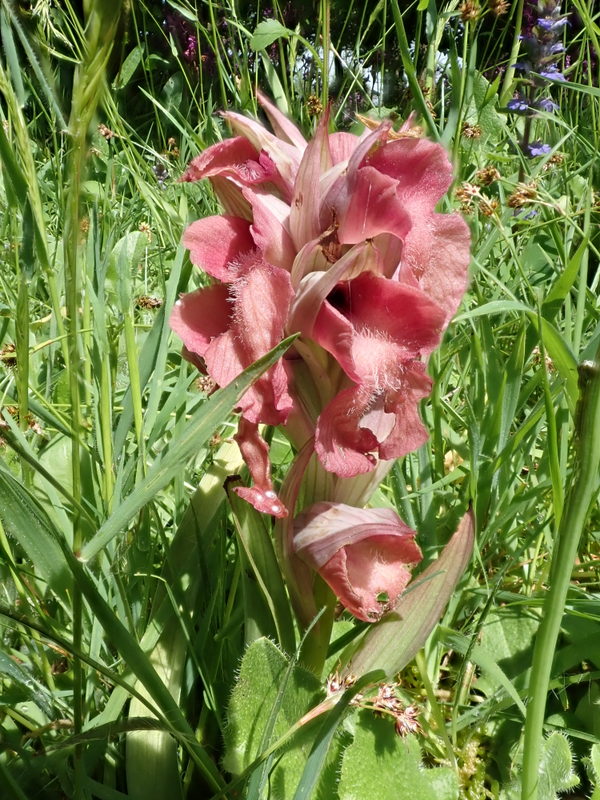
521, 348, 600, 800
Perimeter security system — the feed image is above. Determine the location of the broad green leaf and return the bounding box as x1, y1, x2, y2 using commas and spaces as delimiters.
338, 714, 458, 800
343, 511, 474, 678
81, 333, 298, 561
223, 638, 322, 794
250, 20, 291, 51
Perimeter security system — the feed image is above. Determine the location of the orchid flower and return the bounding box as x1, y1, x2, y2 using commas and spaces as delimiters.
171, 95, 470, 623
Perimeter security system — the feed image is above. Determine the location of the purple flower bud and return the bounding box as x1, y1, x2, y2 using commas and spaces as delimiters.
523, 141, 552, 157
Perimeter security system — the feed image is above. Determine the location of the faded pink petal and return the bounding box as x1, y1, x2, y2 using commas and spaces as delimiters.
223, 110, 303, 194
182, 215, 257, 282
328, 132, 360, 164
234, 419, 287, 518
181, 137, 285, 215
294, 502, 422, 621
170, 284, 230, 357
243, 190, 296, 271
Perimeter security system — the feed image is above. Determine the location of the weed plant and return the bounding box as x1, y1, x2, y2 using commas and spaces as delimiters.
0, 0, 599, 798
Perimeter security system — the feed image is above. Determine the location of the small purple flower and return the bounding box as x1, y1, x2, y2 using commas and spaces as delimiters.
507, 96, 531, 114
539, 65, 566, 81
535, 97, 558, 112
536, 16, 569, 31
524, 141, 552, 157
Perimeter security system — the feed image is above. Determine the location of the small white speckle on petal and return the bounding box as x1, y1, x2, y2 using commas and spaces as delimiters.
175, 299, 182, 306
265, 490, 276, 499
271, 504, 281, 514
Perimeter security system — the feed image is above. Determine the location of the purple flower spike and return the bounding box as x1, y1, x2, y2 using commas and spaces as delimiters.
523, 141, 552, 157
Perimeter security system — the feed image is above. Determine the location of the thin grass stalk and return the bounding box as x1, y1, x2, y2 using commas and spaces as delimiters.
388, 0, 440, 140
499, 0, 525, 106
521, 347, 600, 800
62, 1, 123, 792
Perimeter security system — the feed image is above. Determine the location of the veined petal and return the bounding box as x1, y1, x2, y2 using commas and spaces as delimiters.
181, 137, 285, 215
223, 110, 302, 193
234, 419, 287, 517
289, 111, 333, 250
294, 502, 422, 621
364, 136, 455, 208
328, 132, 360, 165
337, 166, 411, 245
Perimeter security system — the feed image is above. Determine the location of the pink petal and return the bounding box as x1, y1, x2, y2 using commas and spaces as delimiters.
181, 137, 284, 215
243, 190, 296, 271
182, 215, 257, 281
234, 419, 287, 517
170, 285, 230, 357
337, 166, 411, 246
328, 132, 360, 165
223, 110, 302, 193
289, 112, 333, 250
204, 265, 295, 425
314, 386, 380, 477
294, 502, 422, 622
364, 137, 455, 209
288, 242, 382, 335
312, 273, 446, 383
398, 212, 471, 324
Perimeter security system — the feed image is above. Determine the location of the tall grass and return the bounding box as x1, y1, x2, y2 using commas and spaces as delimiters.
0, 0, 599, 798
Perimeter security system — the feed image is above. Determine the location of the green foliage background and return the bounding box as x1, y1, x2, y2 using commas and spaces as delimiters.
0, 0, 599, 798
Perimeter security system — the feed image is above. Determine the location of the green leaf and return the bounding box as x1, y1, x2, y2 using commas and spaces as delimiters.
338, 714, 458, 800
228, 483, 296, 654
81, 333, 298, 561
223, 638, 321, 794
250, 20, 291, 51
343, 511, 474, 678
0, 459, 71, 597
114, 45, 143, 89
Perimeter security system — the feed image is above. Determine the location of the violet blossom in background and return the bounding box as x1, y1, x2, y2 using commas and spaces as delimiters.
508, 0, 568, 157
171, 95, 470, 622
